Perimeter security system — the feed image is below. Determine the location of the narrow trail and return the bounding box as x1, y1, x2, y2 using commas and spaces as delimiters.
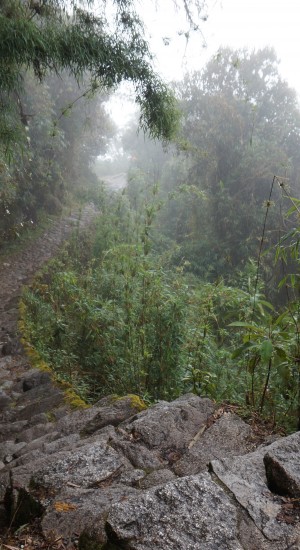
0, 203, 97, 342
0, 202, 98, 413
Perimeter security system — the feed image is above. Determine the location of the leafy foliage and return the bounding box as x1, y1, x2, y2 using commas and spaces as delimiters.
22, 189, 187, 401
17, 44, 300, 434
0, 70, 113, 243
0, 0, 209, 244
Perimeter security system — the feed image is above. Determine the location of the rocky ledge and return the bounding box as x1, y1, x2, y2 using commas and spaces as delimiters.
0, 372, 300, 550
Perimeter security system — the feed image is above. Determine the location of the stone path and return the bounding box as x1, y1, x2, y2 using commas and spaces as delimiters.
101, 172, 127, 191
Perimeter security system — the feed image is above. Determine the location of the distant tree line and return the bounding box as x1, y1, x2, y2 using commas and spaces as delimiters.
124, 47, 300, 286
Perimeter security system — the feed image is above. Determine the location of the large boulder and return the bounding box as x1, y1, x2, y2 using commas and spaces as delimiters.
106, 473, 243, 550
121, 394, 216, 453
263, 432, 300, 499
41, 485, 139, 547
81, 394, 147, 435
0, 379, 299, 550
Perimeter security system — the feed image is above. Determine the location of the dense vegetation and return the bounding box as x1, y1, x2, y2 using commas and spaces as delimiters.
22, 165, 300, 433
2, 3, 300, 432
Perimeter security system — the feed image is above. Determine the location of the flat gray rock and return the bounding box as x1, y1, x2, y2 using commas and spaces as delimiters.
0, 391, 12, 410
0, 440, 27, 462
138, 468, 176, 489
210, 433, 300, 542
55, 406, 100, 435
41, 485, 139, 546
15, 382, 61, 404
0, 369, 10, 380
109, 435, 165, 470
15, 431, 60, 458
21, 369, 52, 391
43, 433, 81, 454
0, 356, 11, 370
8, 425, 117, 487
15, 422, 55, 443
31, 439, 131, 490
106, 473, 243, 550
82, 395, 147, 435
11, 391, 65, 421
0, 420, 28, 441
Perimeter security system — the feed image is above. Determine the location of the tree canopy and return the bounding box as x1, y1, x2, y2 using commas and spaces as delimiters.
0, 0, 207, 155
170, 48, 300, 274
121, 47, 300, 280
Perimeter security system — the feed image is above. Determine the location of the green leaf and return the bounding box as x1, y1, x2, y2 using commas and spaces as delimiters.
290, 274, 296, 287
242, 333, 262, 343
273, 310, 288, 327
258, 300, 274, 311
278, 275, 288, 289
228, 321, 258, 329
278, 228, 297, 242
260, 339, 273, 362
248, 355, 258, 374
273, 346, 288, 360
231, 344, 249, 358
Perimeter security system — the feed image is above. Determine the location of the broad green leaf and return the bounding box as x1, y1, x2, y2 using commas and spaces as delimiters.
273, 311, 289, 327
277, 331, 291, 340
248, 355, 259, 374
258, 300, 274, 311
260, 339, 273, 362
243, 333, 262, 342
273, 346, 288, 360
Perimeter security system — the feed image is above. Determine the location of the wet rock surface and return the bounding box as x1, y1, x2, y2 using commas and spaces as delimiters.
0, 204, 300, 549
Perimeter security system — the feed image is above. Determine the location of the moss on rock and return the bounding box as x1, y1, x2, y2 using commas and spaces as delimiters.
117, 394, 147, 412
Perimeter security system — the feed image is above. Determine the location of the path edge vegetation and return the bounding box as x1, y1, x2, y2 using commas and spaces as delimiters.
19, 291, 89, 410
19, 295, 148, 413
17, 182, 300, 434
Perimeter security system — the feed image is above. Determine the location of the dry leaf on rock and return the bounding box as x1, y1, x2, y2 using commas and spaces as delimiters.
53, 502, 77, 513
